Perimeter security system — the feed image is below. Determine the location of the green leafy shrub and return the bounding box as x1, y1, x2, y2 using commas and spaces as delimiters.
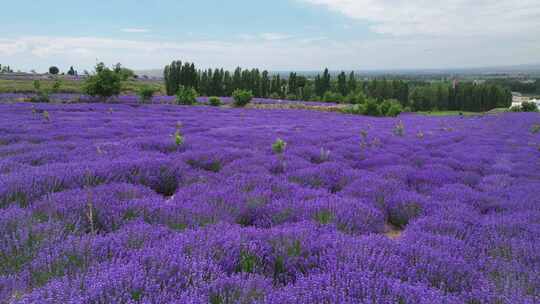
345, 91, 367, 104
343, 98, 402, 117
232, 89, 253, 107
83, 63, 122, 99
137, 86, 156, 104
379, 99, 393, 115
521, 101, 539, 112
322, 91, 344, 103
208, 96, 222, 106
272, 138, 287, 154
363, 98, 381, 116
385, 101, 403, 117
30, 80, 50, 103
174, 130, 184, 146
51, 79, 62, 93
342, 104, 365, 115
510, 105, 521, 112
176, 86, 198, 105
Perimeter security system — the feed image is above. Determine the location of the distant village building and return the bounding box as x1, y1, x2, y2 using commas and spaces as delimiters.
511, 92, 540, 108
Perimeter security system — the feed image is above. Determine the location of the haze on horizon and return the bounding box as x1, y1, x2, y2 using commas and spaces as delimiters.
1, 0, 539, 72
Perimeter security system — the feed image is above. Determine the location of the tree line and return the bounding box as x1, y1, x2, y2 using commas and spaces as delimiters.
0, 64, 13, 73
486, 78, 540, 95
409, 82, 512, 112
164, 60, 512, 112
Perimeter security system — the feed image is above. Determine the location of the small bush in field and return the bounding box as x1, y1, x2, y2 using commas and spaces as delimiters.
521, 101, 538, 112
323, 91, 344, 103
174, 130, 184, 146
208, 96, 222, 106
138, 86, 156, 104
51, 79, 62, 93
345, 91, 367, 104
30, 80, 50, 103
363, 98, 381, 117
272, 138, 287, 154
386, 102, 403, 117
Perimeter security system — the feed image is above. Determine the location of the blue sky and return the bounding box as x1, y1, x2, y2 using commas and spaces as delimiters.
1, 0, 539, 72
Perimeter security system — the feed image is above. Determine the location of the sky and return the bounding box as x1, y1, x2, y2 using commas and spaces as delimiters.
1, 0, 540, 72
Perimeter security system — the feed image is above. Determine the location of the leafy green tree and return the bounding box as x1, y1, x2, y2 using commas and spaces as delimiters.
113, 63, 135, 80
83, 63, 122, 99
288, 72, 298, 98
261, 71, 270, 98
176, 86, 198, 105
347, 71, 357, 93
164, 60, 182, 95
337, 71, 347, 96
521, 101, 539, 112
0, 65, 13, 73
270, 75, 282, 97
49, 66, 59, 75
322, 68, 331, 93
67, 66, 77, 76
232, 67, 242, 91
164, 60, 198, 95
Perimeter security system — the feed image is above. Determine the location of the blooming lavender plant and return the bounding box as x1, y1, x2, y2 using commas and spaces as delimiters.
0, 101, 539, 303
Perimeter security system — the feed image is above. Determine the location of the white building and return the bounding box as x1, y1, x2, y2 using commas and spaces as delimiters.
511, 98, 540, 109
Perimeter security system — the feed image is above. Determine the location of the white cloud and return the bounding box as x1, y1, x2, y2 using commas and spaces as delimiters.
0, 34, 539, 72
238, 33, 293, 41
300, 0, 540, 37
260, 33, 293, 41
121, 28, 150, 33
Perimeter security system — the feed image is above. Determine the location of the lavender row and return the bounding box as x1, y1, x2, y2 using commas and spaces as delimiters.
0, 93, 337, 107
1, 101, 539, 303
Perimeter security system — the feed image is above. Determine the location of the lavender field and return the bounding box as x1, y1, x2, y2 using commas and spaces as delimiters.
1, 102, 539, 303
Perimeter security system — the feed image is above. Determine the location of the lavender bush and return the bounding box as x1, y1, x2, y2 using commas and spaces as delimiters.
0, 100, 539, 303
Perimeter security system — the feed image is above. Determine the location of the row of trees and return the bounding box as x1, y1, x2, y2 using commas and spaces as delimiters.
487, 79, 540, 95
0, 64, 13, 73
409, 83, 512, 112
163, 60, 512, 112
164, 62, 410, 104
163, 61, 197, 95
0, 64, 80, 75
32, 60, 510, 113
